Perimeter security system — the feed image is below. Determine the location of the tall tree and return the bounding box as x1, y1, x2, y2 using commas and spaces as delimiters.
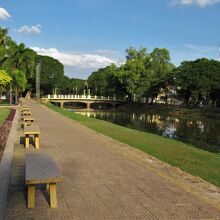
10, 69, 26, 104
174, 58, 219, 106
34, 55, 64, 95
147, 48, 175, 103
0, 70, 11, 101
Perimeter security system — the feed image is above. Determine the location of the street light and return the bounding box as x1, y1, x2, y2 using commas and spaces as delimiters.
84, 82, 90, 96
36, 62, 41, 100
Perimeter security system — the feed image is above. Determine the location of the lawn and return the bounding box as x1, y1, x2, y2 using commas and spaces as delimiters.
44, 103, 220, 187
0, 108, 10, 126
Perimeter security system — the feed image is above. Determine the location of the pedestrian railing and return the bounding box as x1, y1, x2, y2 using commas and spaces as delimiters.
44, 94, 125, 102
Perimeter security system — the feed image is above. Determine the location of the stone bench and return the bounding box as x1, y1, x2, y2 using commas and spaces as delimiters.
24, 125, 40, 149
26, 153, 63, 208
22, 116, 34, 127
21, 108, 30, 112
21, 106, 29, 110
21, 110, 31, 116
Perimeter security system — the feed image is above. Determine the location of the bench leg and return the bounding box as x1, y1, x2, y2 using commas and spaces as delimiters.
34, 134, 40, 149
28, 185, 35, 208
25, 135, 30, 148
49, 183, 57, 208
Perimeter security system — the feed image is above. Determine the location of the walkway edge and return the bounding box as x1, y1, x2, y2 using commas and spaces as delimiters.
0, 108, 18, 220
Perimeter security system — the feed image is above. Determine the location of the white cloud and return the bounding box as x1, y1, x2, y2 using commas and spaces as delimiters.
171, 0, 220, 7
31, 47, 123, 69
17, 25, 41, 34
0, 7, 11, 20
184, 44, 218, 53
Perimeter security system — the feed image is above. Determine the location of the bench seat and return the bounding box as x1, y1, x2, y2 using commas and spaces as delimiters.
24, 125, 40, 148
21, 111, 31, 116
26, 153, 63, 208
22, 116, 34, 126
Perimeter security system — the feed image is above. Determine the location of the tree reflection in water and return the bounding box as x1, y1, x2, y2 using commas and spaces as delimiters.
77, 111, 220, 153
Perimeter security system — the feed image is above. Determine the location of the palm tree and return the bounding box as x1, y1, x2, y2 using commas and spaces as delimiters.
10, 69, 26, 104
1, 41, 36, 103
2, 42, 36, 78
0, 27, 9, 66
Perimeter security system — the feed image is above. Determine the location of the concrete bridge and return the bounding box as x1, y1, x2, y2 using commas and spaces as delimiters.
43, 94, 126, 109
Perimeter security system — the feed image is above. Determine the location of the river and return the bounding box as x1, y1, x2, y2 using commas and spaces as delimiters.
76, 110, 220, 153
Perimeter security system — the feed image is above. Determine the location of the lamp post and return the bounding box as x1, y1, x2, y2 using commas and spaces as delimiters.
84, 82, 89, 97
36, 62, 41, 100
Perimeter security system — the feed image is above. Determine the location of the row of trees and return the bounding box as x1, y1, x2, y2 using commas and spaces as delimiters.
1, 26, 220, 107
0, 28, 35, 103
88, 47, 220, 107
0, 27, 85, 103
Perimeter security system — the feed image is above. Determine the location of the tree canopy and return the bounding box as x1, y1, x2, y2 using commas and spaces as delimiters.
0, 70, 11, 92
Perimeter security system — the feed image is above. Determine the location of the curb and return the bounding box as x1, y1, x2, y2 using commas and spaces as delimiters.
0, 108, 18, 220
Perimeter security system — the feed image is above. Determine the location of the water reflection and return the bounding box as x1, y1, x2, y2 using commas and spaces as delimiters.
77, 111, 220, 153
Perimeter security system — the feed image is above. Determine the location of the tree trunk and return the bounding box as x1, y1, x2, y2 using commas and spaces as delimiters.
15, 86, 18, 105
9, 85, 12, 105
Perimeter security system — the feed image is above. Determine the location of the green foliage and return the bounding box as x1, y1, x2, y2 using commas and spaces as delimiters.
0, 26, 35, 102
88, 69, 107, 95
2, 41, 36, 80
68, 78, 86, 95
59, 75, 86, 94
0, 108, 9, 125
10, 69, 27, 91
88, 47, 174, 101
88, 64, 126, 97
0, 70, 12, 92
33, 55, 64, 95
174, 58, 220, 106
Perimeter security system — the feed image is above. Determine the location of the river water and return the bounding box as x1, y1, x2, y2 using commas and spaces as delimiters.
77, 111, 220, 153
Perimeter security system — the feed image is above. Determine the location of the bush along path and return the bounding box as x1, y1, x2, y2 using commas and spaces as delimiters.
0, 109, 16, 161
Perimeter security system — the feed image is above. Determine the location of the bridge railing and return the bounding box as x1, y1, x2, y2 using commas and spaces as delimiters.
44, 94, 125, 102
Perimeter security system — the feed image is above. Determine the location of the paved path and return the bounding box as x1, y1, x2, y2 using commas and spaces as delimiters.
5, 101, 220, 219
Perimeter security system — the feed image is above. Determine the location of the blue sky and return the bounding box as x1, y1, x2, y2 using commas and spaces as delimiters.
0, 0, 220, 79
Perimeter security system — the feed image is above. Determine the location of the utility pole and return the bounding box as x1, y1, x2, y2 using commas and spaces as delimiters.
36, 62, 41, 100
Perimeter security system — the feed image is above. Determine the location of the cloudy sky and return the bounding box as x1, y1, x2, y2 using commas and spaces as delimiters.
0, 0, 220, 79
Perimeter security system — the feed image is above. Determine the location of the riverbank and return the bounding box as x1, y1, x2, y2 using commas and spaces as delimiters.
44, 103, 220, 187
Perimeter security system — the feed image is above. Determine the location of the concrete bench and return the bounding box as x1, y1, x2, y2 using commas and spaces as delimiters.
24, 125, 40, 149
22, 116, 34, 127
26, 153, 63, 208
21, 106, 29, 110
21, 111, 31, 116
21, 108, 30, 112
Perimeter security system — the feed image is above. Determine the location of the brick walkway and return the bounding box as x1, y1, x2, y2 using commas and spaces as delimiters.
5, 101, 220, 219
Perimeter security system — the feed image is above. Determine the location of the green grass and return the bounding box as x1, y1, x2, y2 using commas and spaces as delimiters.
0, 100, 10, 106
44, 103, 220, 187
0, 108, 9, 125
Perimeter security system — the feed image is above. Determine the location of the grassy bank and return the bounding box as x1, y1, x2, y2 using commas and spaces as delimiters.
0, 108, 10, 125
44, 103, 220, 187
